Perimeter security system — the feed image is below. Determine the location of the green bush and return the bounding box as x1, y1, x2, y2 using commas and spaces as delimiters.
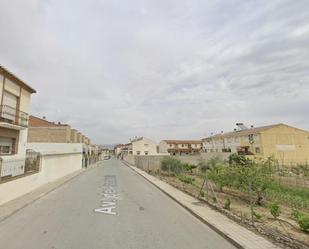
212, 197, 217, 203
228, 153, 249, 166
297, 215, 309, 232
292, 210, 309, 232
182, 163, 197, 173
253, 210, 262, 220
269, 203, 281, 219
160, 157, 183, 174
177, 175, 195, 185
223, 198, 231, 210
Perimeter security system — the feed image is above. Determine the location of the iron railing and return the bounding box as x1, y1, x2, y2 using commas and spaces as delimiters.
0, 105, 29, 127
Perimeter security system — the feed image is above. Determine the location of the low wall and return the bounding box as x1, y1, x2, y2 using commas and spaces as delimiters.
127, 152, 232, 172
0, 143, 83, 205
123, 155, 136, 165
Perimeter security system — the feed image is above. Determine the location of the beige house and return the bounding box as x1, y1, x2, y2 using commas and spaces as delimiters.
70, 129, 78, 143
202, 123, 309, 166
0, 65, 36, 176
159, 140, 203, 155
125, 137, 158, 156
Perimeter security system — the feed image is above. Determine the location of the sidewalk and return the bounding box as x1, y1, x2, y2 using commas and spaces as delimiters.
127, 163, 281, 249
0, 162, 101, 223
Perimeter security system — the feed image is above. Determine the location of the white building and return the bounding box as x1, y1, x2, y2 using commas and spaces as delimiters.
0, 65, 36, 177
127, 137, 158, 156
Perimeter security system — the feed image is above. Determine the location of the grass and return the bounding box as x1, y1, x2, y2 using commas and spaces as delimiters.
266, 182, 309, 209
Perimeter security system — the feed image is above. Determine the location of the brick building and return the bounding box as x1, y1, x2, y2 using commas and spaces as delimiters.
28, 116, 72, 143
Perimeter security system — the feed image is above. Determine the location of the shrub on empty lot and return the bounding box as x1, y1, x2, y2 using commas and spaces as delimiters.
223, 198, 231, 210
177, 175, 195, 185
293, 210, 309, 232
160, 156, 183, 174
269, 203, 281, 219
182, 163, 197, 173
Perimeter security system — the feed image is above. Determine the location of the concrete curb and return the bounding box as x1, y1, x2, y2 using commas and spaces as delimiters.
0, 162, 102, 223
122, 160, 281, 249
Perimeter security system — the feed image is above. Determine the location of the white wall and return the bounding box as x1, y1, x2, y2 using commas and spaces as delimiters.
0, 143, 83, 205
159, 141, 168, 153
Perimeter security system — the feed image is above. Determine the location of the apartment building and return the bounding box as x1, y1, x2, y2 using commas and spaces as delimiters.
202, 123, 309, 165
159, 140, 203, 155
0, 65, 36, 176
124, 137, 158, 156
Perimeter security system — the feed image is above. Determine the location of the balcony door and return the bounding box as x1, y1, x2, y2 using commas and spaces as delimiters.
2, 91, 18, 123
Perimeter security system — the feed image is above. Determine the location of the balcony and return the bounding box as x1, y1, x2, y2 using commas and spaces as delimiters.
0, 105, 29, 128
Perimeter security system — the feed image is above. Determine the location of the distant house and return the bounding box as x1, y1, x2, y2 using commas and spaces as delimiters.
124, 137, 158, 156
159, 140, 203, 155
114, 144, 124, 157
202, 123, 309, 166
0, 65, 36, 176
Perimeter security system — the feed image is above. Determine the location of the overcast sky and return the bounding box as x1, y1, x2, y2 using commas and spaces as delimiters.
1, 0, 309, 144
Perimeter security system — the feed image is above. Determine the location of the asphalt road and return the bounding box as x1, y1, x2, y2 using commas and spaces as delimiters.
0, 159, 237, 249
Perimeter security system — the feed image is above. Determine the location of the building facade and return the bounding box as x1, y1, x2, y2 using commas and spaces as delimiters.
28, 116, 72, 143
0, 65, 36, 177
123, 137, 158, 156
202, 123, 309, 166
159, 140, 203, 155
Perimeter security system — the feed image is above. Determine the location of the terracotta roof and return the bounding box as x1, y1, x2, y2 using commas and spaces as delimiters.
0, 65, 36, 93
29, 115, 69, 127
163, 140, 202, 144
202, 123, 307, 140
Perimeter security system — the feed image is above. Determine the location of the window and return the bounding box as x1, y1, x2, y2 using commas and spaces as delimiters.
181, 144, 184, 147
0, 138, 14, 155
255, 147, 261, 154
144, 144, 149, 147
136, 151, 141, 155
248, 134, 254, 142
144, 151, 148, 155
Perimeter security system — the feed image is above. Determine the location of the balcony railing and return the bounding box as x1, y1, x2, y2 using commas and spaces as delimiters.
0, 105, 29, 127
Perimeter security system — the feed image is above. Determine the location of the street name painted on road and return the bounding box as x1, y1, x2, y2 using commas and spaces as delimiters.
94, 175, 120, 215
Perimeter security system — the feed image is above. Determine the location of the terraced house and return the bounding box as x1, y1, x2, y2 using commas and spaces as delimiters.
202, 123, 309, 166
159, 140, 203, 155
0, 65, 36, 177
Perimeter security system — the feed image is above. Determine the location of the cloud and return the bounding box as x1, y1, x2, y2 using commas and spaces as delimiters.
0, 0, 309, 143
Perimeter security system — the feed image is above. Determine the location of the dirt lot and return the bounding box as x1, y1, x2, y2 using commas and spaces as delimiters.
149, 171, 309, 249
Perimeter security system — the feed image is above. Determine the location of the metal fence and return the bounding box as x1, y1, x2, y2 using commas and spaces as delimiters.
0, 151, 41, 183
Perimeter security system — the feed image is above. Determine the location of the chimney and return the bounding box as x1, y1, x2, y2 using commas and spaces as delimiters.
236, 123, 248, 131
